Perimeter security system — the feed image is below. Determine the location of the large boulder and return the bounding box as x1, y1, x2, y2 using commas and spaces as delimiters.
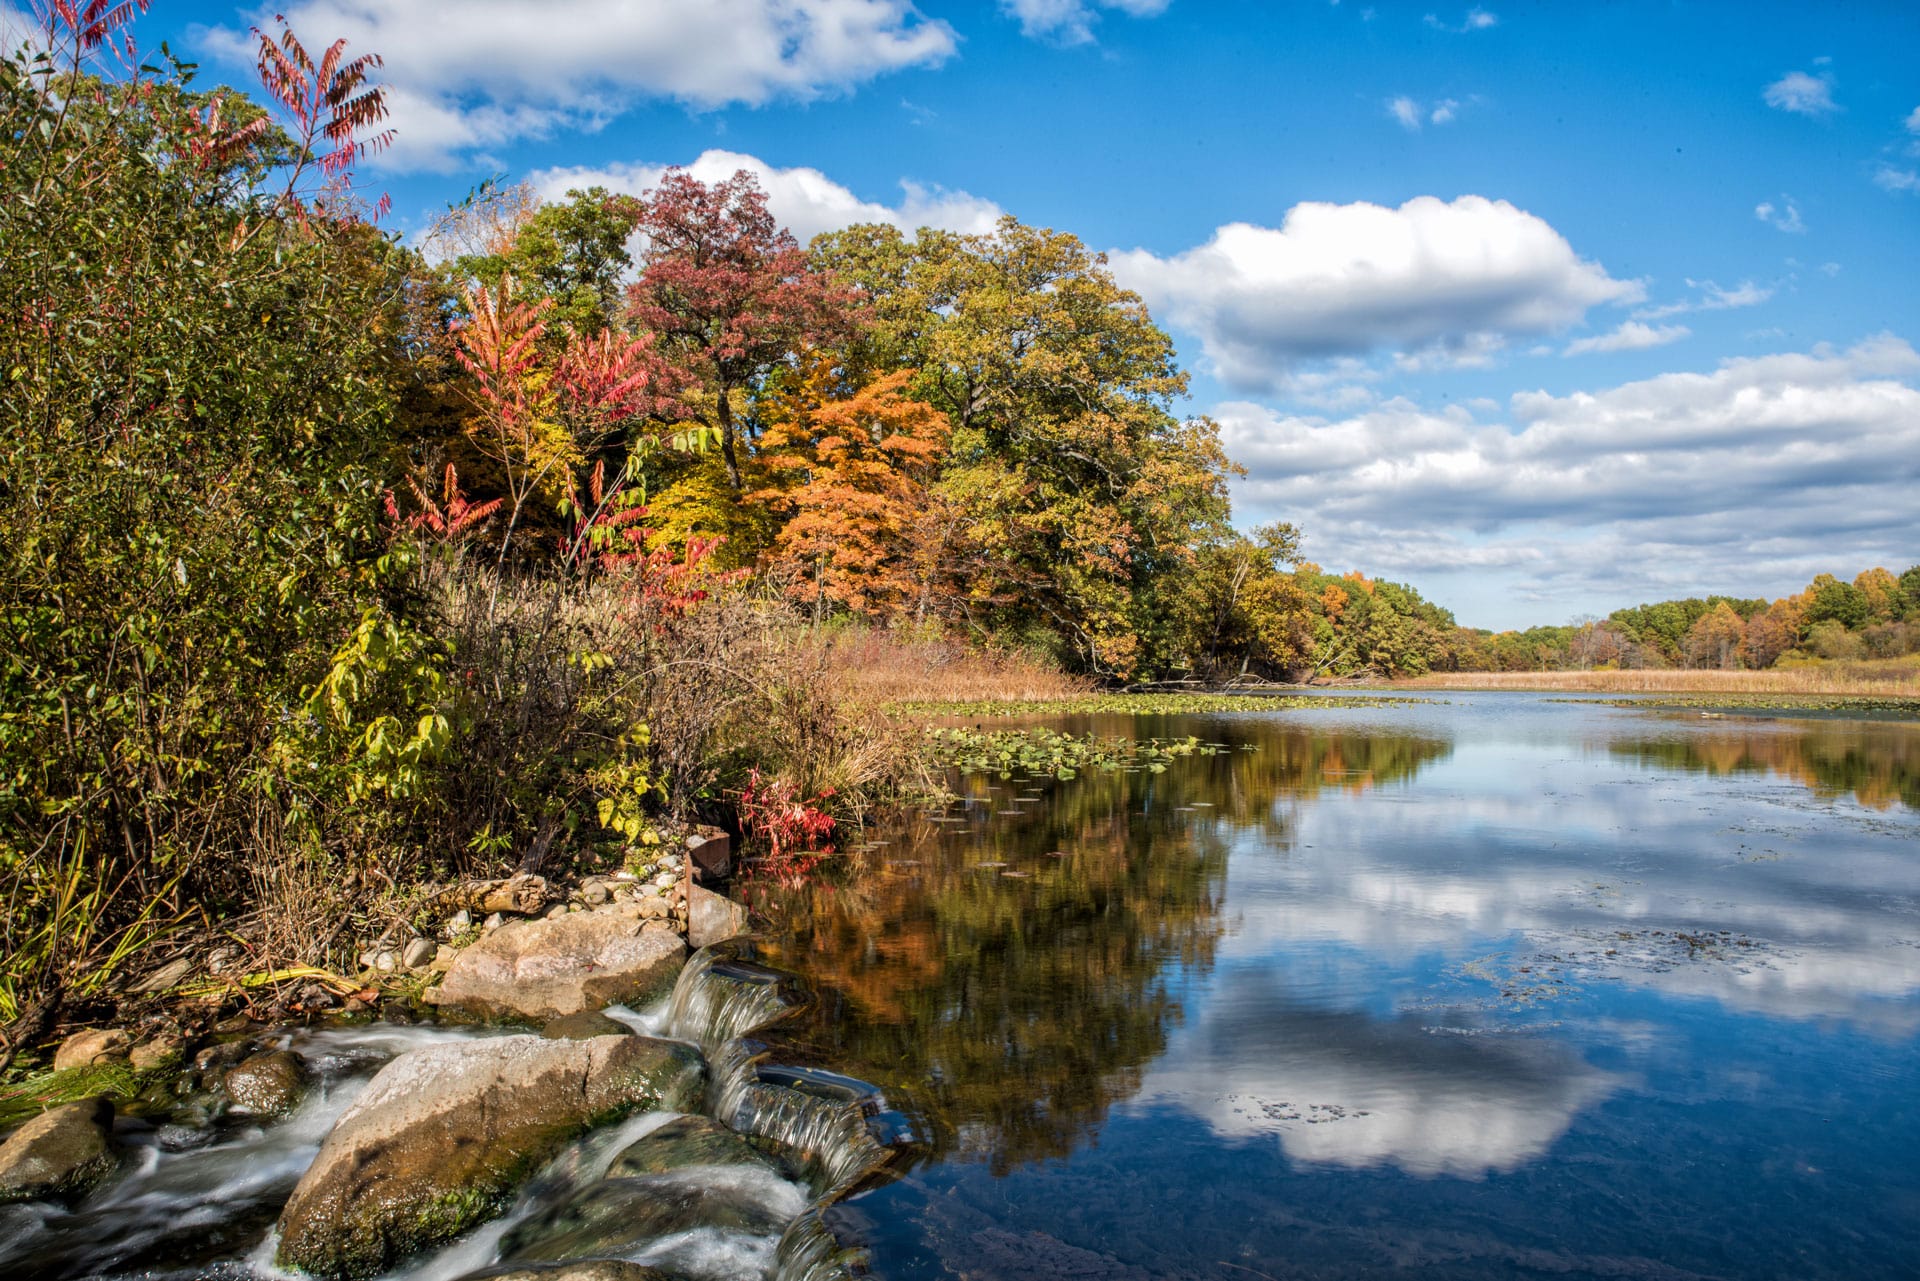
427, 914, 686, 1022
686, 886, 751, 949
0, 1097, 117, 1204
275, 1033, 704, 1280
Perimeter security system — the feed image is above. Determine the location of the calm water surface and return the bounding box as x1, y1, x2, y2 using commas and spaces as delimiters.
754, 693, 1920, 1281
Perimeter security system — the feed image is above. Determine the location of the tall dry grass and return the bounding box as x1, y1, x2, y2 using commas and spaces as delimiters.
816, 627, 1093, 707
1395, 654, 1920, 698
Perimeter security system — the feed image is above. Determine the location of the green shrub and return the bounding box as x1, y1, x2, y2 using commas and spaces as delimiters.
0, 20, 406, 1012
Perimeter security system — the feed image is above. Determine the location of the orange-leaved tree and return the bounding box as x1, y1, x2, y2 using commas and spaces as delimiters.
752, 367, 951, 619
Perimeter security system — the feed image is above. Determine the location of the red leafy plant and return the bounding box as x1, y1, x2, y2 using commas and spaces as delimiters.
384, 463, 502, 546
737, 768, 836, 887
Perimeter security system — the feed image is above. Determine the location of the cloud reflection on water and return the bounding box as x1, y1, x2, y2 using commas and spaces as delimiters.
1133, 972, 1624, 1177
1130, 707, 1920, 1177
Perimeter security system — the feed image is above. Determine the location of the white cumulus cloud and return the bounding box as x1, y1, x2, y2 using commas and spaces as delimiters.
1424, 8, 1497, 33
1874, 165, 1920, 195
530, 148, 1005, 245
1562, 321, 1689, 357
1000, 0, 1169, 44
1387, 95, 1463, 130
1216, 336, 1920, 617
1110, 195, 1641, 392
1763, 69, 1837, 117
202, 0, 957, 170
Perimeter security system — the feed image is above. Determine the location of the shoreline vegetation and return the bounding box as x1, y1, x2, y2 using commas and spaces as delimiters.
1389, 654, 1920, 704
1, 3, 1914, 1077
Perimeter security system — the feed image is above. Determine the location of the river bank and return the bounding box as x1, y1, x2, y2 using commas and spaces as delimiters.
0, 858, 896, 1281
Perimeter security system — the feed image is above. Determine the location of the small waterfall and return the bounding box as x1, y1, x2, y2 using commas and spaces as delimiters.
711, 1050, 900, 1197
665, 945, 806, 1050
0, 1023, 500, 1281
773, 1204, 871, 1281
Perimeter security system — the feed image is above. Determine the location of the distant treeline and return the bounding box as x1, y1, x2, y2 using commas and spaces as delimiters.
1452, 567, 1920, 672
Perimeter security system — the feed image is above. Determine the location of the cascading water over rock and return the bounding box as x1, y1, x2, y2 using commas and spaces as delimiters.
662, 946, 807, 1050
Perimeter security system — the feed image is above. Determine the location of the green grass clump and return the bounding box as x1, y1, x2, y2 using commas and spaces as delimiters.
0, 1060, 144, 1130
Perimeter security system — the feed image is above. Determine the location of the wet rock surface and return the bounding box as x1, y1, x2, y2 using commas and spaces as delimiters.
498, 1166, 804, 1264
223, 1049, 311, 1118
541, 1010, 636, 1041
427, 913, 687, 1021
606, 1114, 782, 1178
0, 1097, 117, 1204
275, 1033, 705, 1279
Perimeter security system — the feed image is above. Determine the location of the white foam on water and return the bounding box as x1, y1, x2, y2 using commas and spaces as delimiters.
289, 1021, 508, 1076
242, 1227, 302, 1281
603, 998, 673, 1038
634, 1226, 785, 1281
649, 1160, 813, 1220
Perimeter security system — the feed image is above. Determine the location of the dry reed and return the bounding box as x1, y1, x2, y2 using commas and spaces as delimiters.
818, 628, 1093, 707
1394, 654, 1920, 698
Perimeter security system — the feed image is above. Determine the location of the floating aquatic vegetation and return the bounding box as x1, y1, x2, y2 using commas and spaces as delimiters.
1554, 694, 1920, 717
925, 726, 1224, 779
893, 692, 1440, 718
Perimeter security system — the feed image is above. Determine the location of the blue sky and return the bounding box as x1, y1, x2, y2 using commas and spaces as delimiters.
23, 0, 1919, 628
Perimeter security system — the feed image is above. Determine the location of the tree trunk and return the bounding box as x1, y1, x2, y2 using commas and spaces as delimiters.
716, 391, 742, 490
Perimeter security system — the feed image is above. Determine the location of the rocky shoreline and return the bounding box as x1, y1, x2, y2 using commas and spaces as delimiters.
0, 831, 894, 1281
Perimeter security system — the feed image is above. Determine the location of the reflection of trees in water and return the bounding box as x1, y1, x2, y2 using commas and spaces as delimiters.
1615, 722, 1920, 810
750, 719, 1455, 1172
756, 803, 1228, 1173
1219, 727, 1454, 825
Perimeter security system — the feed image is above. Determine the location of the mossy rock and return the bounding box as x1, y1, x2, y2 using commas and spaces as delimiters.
0, 1097, 117, 1205
275, 1034, 704, 1280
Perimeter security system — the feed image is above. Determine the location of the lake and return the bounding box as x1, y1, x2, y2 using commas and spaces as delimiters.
4, 692, 1916, 1281
751, 693, 1920, 1281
